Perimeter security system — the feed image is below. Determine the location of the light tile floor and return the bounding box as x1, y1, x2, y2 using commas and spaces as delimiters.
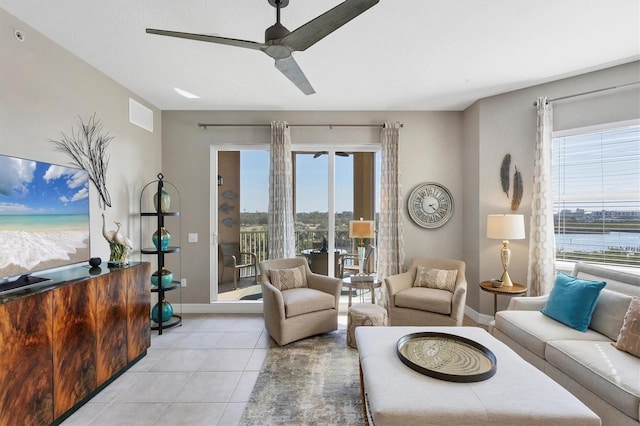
62, 313, 352, 426
62, 314, 274, 426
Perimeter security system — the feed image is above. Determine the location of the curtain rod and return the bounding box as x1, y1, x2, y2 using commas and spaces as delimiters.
197, 122, 403, 129
533, 81, 640, 106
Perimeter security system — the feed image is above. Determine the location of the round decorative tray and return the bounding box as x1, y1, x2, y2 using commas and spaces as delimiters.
396, 332, 497, 382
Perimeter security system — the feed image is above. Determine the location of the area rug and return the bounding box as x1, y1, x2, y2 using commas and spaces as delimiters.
240, 330, 363, 425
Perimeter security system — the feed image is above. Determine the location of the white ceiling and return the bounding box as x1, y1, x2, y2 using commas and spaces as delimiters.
2, 0, 639, 111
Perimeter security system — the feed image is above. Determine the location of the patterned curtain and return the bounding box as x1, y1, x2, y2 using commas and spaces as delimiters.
268, 121, 296, 259
376, 121, 405, 309
527, 97, 556, 296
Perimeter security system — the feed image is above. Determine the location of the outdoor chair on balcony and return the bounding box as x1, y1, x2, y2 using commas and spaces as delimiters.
339, 244, 375, 278
259, 257, 341, 345
218, 242, 257, 290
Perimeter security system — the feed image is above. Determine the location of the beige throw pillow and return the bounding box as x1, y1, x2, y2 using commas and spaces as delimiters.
613, 297, 640, 358
270, 265, 307, 290
413, 266, 458, 292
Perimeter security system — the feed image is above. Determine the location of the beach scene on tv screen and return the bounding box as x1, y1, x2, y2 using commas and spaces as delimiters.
0, 154, 90, 279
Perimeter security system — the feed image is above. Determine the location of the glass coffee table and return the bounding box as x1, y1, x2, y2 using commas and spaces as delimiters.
343, 276, 382, 307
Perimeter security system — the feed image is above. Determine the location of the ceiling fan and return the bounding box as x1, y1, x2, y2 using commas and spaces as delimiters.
146, 0, 379, 95
313, 151, 350, 158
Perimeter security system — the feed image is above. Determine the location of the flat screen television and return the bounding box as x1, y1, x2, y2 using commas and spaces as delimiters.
0, 153, 90, 288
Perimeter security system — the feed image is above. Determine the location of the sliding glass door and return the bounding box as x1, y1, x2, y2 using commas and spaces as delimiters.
215, 149, 269, 301
212, 146, 378, 301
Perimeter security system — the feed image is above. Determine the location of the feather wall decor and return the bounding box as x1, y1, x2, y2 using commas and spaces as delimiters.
511, 166, 523, 211
500, 154, 511, 197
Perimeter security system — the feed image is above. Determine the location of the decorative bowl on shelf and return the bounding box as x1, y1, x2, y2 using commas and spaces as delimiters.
491, 279, 503, 288
151, 269, 173, 287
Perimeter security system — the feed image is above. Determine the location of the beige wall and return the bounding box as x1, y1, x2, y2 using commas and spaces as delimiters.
1, 9, 162, 265
463, 61, 640, 318
162, 111, 464, 303
165, 62, 639, 311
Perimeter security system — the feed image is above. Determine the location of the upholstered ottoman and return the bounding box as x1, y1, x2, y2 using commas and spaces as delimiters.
347, 303, 387, 349
356, 326, 601, 426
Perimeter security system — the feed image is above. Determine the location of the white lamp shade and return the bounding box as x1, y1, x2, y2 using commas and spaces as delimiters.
487, 214, 525, 240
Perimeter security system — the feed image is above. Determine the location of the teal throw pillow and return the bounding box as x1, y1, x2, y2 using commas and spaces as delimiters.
541, 272, 606, 332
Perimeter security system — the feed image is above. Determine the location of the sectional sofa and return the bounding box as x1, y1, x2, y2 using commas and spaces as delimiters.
491, 262, 640, 425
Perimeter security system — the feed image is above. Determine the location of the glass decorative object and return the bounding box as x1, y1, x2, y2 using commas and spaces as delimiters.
152, 300, 174, 323
153, 188, 171, 213
152, 227, 171, 251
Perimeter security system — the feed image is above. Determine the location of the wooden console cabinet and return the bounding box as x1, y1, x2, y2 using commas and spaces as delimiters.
0, 262, 150, 426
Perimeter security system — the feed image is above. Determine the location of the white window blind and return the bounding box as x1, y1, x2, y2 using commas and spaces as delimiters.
552, 124, 640, 267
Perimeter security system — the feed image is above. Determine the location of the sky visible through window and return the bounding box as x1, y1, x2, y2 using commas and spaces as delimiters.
239, 150, 359, 213
552, 126, 640, 212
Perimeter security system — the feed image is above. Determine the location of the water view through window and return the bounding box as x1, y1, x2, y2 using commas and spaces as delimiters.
552, 125, 640, 267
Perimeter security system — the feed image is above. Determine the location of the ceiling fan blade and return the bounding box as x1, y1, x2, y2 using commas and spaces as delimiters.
274, 56, 315, 95
279, 0, 379, 51
146, 28, 264, 51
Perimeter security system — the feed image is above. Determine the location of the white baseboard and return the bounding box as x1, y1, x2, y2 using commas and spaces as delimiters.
181, 302, 263, 314
180, 302, 494, 325
464, 305, 494, 326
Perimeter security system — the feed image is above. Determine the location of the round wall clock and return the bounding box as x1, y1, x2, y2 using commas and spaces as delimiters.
407, 182, 454, 229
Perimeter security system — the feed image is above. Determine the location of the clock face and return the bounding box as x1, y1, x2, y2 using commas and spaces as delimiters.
408, 183, 454, 229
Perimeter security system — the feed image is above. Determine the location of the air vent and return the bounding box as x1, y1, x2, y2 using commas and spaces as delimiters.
129, 98, 153, 132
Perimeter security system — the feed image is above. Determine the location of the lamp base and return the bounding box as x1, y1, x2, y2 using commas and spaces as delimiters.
357, 246, 366, 275
500, 270, 514, 287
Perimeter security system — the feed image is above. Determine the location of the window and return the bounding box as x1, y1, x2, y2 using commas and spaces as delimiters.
552, 122, 640, 268
293, 150, 378, 277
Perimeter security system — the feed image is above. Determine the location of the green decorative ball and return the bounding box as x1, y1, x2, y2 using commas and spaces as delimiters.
152, 300, 173, 323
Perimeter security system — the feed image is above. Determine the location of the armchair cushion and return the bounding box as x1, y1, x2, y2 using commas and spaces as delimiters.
270, 265, 308, 290
541, 272, 606, 332
413, 266, 458, 292
282, 288, 336, 318
395, 287, 452, 315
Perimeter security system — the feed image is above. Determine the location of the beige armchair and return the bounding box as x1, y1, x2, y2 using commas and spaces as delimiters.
385, 257, 467, 326
260, 258, 341, 346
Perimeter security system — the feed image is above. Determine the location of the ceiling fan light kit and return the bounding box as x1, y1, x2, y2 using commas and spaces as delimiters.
146, 0, 379, 95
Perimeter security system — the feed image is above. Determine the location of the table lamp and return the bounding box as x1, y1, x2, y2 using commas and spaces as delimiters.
349, 218, 375, 274
486, 214, 525, 287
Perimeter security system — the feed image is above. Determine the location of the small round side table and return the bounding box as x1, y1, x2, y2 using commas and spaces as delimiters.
480, 281, 528, 316
343, 276, 382, 308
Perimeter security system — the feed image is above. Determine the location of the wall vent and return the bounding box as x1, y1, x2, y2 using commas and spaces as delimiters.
129, 98, 153, 132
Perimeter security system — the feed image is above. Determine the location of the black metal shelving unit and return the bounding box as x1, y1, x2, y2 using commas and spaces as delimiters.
140, 173, 182, 334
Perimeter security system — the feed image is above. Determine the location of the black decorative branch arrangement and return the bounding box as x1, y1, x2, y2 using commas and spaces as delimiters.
50, 114, 112, 209
500, 153, 523, 211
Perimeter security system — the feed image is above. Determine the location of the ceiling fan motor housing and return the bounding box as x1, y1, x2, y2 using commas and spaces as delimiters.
268, 0, 289, 7
265, 22, 290, 43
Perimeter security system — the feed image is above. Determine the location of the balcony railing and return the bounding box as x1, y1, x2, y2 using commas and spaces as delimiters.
234, 229, 354, 278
